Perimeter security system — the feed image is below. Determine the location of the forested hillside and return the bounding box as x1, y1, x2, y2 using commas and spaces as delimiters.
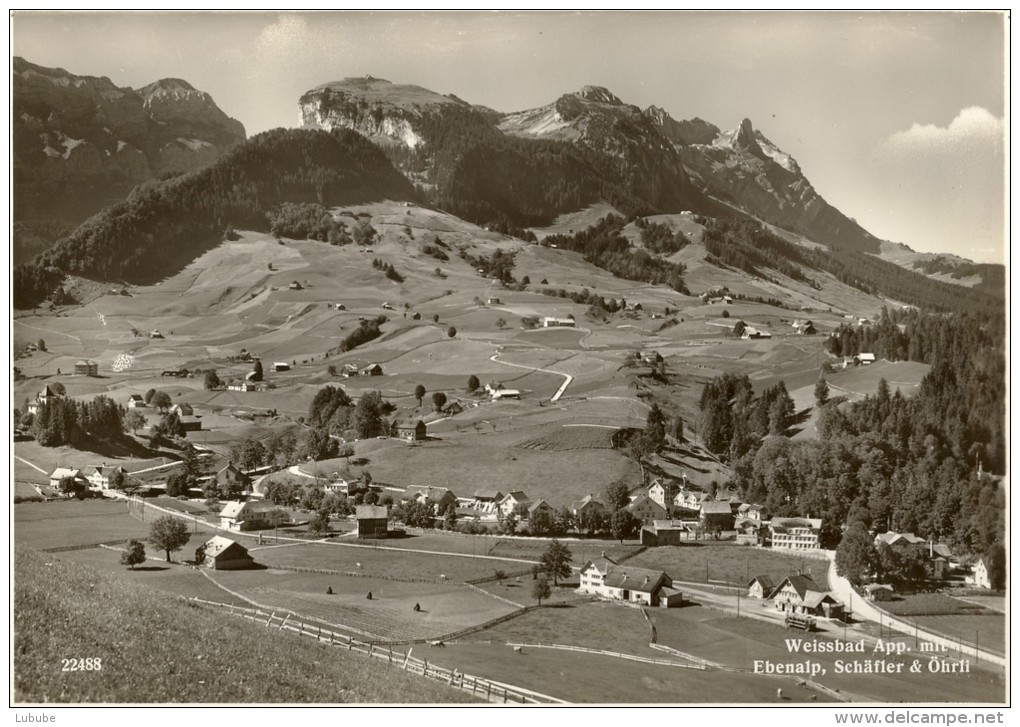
697, 309, 1005, 555
14, 128, 414, 307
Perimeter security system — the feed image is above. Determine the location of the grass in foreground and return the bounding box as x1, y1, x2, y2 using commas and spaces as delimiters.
13, 547, 481, 704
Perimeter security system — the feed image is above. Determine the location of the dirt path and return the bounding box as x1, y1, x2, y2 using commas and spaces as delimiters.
490, 351, 573, 402
14, 455, 47, 474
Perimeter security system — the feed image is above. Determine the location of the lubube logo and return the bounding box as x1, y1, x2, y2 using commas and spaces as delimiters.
15, 715, 56, 723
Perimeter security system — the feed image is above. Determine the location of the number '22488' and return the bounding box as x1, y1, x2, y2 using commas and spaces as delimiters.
61, 658, 102, 671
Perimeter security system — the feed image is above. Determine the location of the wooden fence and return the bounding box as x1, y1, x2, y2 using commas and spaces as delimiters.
188, 597, 566, 704
503, 642, 708, 670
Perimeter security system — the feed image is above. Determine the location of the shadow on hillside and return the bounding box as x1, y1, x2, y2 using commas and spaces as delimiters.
131, 566, 171, 572
76, 435, 164, 461
791, 407, 813, 426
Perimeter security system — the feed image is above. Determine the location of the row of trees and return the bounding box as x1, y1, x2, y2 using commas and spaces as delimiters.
30, 394, 127, 447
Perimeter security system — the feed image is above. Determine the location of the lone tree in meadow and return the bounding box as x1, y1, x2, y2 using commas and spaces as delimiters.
120, 539, 146, 570
540, 540, 573, 585
447, 326, 457, 338
532, 575, 552, 606
251, 359, 264, 382
467, 375, 480, 393
414, 384, 426, 407
432, 391, 447, 412
149, 515, 190, 562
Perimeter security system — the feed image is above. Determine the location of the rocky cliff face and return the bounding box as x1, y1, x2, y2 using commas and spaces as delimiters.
13, 57, 246, 259
298, 76, 469, 149
644, 106, 879, 253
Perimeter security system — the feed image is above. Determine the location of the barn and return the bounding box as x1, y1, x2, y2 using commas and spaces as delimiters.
199, 536, 255, 570
357, 504, 389, 539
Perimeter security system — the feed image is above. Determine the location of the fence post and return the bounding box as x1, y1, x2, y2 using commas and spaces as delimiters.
487, 683, 492, 699
266, 612, 275, 627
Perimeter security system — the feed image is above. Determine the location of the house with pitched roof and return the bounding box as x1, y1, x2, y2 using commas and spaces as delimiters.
768, 575, 844, 619
527, 499, 555, 521
28, 384, 63, 415
570, 493, 606, 519
700, 501, 735, 532
641, 520, 694, 546
199, 536, 255, 570
394, 419, 427, 441
747, 575, 776, 600
578, 554, 683, 607
626, 494, 668, 525
498, 490, 531, 518
48, 467, 86, 490
216, 463, 251, 493
219, 499, 279, 531
403, 485, 457, 514
356, 504, 389, 539
472, 489, 504, 512
647, 479, 680, 509
82, 465, 129, 491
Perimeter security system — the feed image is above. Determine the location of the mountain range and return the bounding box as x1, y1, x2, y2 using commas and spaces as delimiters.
13, 62, 1003, 311
13, 56, 246, 259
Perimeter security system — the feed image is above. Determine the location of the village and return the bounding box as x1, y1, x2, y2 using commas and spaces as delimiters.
12, 204, 1004, 705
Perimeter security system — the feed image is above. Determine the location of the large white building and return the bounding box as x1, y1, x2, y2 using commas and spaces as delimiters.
768, 517, 823, 550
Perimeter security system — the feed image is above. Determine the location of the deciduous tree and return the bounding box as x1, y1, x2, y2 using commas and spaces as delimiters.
120, 539, 146, 569
540, 540, 572, 585
532, 575, 551, 605
149, 516, 190, 562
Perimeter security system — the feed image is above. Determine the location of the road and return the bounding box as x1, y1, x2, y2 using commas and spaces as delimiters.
14, 455, 47, 474
490, 351, 573, 402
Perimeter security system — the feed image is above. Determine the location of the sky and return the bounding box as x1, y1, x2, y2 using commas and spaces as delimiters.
10, 11, 1008, 264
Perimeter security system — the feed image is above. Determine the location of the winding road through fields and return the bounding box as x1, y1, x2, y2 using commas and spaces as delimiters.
490, 351, 573, 402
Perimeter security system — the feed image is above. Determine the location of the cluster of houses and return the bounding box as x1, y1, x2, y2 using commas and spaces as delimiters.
634, 478, 827, 552
873, 531, 957, 582
47, 465, 136, 492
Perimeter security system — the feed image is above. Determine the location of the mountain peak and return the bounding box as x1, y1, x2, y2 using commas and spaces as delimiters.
141, 78, 197, 94
573, 86, 624, 105
734, 118, 760, 149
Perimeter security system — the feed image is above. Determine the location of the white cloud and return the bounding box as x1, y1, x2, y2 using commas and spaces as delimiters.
255, 14, 312, 60
882, 106, 1004, 156
864, 107, 1006, 263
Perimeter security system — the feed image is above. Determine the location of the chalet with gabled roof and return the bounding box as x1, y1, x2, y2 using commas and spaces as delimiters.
768, 575, 844, 619
626, 494, 668, 524
498, 490, 531, 518
200, 536, 255, 570
578, 554, 683, 607
219, 499, 277, 531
